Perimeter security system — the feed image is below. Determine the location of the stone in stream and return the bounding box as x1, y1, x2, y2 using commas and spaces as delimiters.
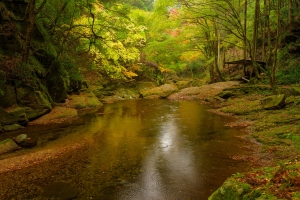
18, 137, 38, 148
14, 134, 28, 144
0, 138, 19, 155
40, 182, 80, 200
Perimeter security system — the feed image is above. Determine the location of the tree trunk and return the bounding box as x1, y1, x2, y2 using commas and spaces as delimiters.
270, 0, 281, 94
251, 0, 260, 78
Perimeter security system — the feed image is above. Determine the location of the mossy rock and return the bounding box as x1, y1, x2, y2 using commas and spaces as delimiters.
140, 84, 178, 98
289, 87, 300, 96
45, 61, 69, 103
2, 124, 23, 132
295, 97, 300, 105
29, 106, 78, 125
0, 85, 18, 108
0, 105, 28, 125
68, 92, 102, 109
0, 138, 19, 155
209, 178, 251, 200
285, 95, 295, 105
14, 134, 27, 144
16, 87, 52, 120
260, 94, 286, 110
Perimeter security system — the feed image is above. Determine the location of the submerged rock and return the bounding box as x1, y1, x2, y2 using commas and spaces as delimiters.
0, 138, 19, 155
260, 94, 286, 110
40, 182, 79, 200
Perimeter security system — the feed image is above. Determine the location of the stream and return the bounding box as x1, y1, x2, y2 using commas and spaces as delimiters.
0, 99, 255, 199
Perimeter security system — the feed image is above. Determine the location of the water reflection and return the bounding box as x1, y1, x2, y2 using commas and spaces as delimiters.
0, 100, 253, 200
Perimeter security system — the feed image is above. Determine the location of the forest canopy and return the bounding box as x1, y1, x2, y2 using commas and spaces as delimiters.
0, 0, 300, 94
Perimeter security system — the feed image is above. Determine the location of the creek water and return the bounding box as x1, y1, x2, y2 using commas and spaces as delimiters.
0, 99, 254, 200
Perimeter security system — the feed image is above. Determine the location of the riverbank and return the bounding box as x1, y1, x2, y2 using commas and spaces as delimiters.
207, 84, 300, 199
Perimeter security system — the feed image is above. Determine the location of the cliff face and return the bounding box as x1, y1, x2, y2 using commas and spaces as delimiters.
0, 1, 82, 130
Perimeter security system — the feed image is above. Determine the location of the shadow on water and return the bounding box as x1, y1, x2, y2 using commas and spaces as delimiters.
0, 99, 255, 200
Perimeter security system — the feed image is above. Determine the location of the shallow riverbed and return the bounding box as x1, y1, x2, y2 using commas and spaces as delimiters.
0, 99, 255, 199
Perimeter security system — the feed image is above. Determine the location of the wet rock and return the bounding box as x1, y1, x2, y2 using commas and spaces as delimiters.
29, 106, 78, 125
40, 182, 79, 200
19, 137, 38, 148
140, 84, 178, 98
0, 138, 19, 155
16, 87, 52, 120
2, 124, 23, 132
0, 105, 28, 125
14, 134, 28, 144
260, 94, 286, 110
68, 92, 102, 109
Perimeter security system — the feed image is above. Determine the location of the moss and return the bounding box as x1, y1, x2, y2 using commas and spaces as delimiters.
209, 178, 251, 200
68, 92, 102, 109
29, 106, 78, 125
140, 84, 178, 98
220, 98, 263, 115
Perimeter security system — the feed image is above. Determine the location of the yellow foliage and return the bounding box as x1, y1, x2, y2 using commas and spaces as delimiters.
180, 51, 201, 62
158, 66, 174, 73
124, 70, 138, 78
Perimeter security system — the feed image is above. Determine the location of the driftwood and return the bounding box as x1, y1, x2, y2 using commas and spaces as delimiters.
242, 77, 250, 82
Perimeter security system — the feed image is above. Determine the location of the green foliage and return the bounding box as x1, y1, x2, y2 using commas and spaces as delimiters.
276, 45, 300, 84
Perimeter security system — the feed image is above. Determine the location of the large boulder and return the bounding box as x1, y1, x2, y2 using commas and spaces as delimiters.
16, 87, 52, 120
0, 85, 18, 108
0, 138, 19, 155
140, 84, 179, 99
45, 61, 69, 103
67, 92, 102, 109
0, 105, 28, 125
260, 94, 286, 110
